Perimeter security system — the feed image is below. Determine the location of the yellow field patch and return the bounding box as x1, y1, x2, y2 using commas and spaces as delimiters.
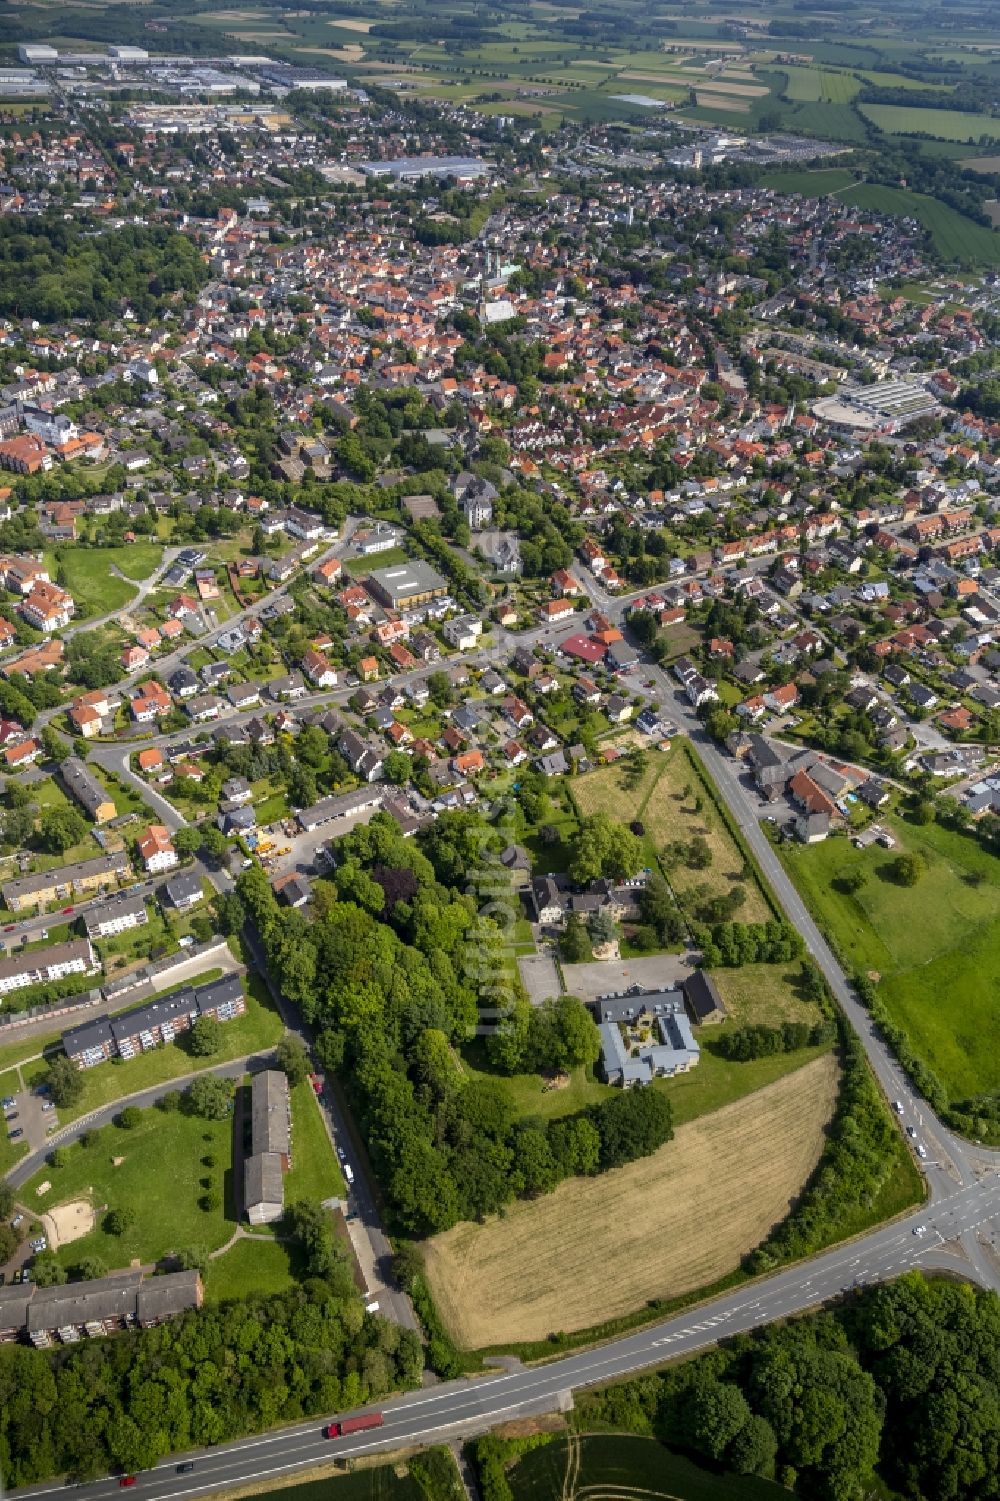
295, 44, 364, 62
329, 16, 374, 31
696, 92, 751, 111
424, 1055, 839, 1348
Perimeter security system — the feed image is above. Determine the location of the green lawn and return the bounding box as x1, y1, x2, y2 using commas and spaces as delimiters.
23, 1103, 235, 1269
284, 1080, 346, 1202
510, 1433, 790, 1501
779, 819, 1000, 1103
203, 1234, 301, 1303
44, 545, 161, 618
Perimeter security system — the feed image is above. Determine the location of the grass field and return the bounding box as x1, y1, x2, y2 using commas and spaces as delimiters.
860, 102, 1000, 141
645, 743, 772, 923
22, 1103, 235, 1269
283, 1080, 346, 1202
780, 65, 860, 102
510, 1433, 790, 1501
204, 1234, 300, 1303
761, 166, 859, 196
423, 1054, 838, 1347
840, 182, 1000, 266
779, 820, 1000, 1103
45, 544, 162, 618
570, 741, 773, 922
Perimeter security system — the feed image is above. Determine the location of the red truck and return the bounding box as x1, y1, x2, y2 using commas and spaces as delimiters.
325, 1413, 384, 1439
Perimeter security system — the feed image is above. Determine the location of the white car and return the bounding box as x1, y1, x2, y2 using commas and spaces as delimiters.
913, 1225, 927, 1237
893, 1101, 904, 1114
916, 1144, 928, 1159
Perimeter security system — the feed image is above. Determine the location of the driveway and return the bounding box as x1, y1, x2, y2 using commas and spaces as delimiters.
560, 952, 692, 1005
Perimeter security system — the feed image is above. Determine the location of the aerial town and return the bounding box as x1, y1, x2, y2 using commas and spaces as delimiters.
1, 10, 1000, 1500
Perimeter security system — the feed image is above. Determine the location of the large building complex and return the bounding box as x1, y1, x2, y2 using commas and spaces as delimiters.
0, 937, 98, 997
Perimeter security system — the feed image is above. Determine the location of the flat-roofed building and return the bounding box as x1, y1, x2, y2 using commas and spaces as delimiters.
366, 559, 447, 610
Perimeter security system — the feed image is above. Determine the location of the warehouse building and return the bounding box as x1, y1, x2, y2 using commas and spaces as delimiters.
366, 559, 447, 610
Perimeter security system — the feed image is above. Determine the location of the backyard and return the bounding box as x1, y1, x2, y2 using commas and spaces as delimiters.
779, 817, 1000, 1104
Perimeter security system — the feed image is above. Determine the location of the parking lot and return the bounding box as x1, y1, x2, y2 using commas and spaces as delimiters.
559, 953, 693, 1006
5, 1079, 57, 1154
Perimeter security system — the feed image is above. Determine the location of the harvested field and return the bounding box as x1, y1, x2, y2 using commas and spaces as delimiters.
423, 1055, 839, 1348
329, 16, 373, 30
962, 154, 1000, 172
295, 44, 364, 61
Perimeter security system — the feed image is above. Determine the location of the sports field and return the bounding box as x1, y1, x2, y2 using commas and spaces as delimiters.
423, 1055, 838, 1348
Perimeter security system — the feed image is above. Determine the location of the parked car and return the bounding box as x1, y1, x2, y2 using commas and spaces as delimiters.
1, 1096, 14, 1109
41, 1101, 54, 1113
8, 1129, 22, 1141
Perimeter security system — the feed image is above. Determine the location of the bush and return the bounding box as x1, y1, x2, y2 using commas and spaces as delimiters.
104, 1207, 135, 1237
117, 1106, 142, 1130
199, 1188, 221, 1213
